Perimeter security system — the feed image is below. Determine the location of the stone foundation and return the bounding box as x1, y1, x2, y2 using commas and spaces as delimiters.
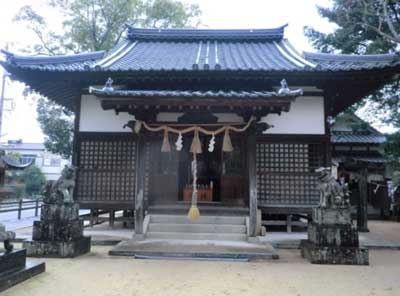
23, 237, 91, 258
24, 201, 90, 258
0, 249, 45, 292
300, 240, 369, 265
301, 206, 369, 265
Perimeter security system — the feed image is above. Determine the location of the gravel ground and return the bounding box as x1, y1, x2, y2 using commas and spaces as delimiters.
3, 246, 400, 296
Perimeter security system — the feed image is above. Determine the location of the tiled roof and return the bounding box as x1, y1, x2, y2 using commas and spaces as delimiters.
1, 50, 104, 72
304, 52, 400, 71
1, 155, 33, 169
126, 26, 286, 41
331, 131, 386, 144
3, 27, 398, 73
332, 155, 386, 164
89, 86, 304, 99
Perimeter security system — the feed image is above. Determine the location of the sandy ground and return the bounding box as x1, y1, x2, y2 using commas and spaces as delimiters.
3, 246, 400, 296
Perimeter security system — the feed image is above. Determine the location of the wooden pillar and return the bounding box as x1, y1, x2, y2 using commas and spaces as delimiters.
357, 167, 369, 232
71, 95, 81, 166
286, 214, 292, 233
109, 210, 115, 228
72, 96, 81, 203
134, 134, 146, 235
247, 123, 258, 237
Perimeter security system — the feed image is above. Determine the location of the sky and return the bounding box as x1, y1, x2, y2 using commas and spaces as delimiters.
0, 0, 394, 143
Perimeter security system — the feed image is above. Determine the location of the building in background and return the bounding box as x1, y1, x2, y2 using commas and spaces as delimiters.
0, 140, 69, 181
331, 113, 389, 219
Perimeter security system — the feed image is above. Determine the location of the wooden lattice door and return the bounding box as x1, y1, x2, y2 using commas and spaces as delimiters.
256, 138, 326, 207
75, 134, 137, 209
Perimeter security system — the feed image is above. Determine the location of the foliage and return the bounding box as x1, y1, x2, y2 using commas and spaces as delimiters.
142, 0, 201, 29
384, 132, 400, 171
305, 0, 400, 54
37, 97, 74, 159
305, 0, 400, 164
18, 165, 46, 196
14, 0, 201, 157
14, 0, 202, 53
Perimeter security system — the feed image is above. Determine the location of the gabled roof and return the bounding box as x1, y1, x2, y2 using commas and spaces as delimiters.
330, 113, 386, 144
331, 132, 386, 144
3, 26, 399, 73
1, 26, 400, 111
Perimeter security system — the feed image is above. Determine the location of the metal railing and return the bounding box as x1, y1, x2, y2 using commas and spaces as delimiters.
0, 199, 43, 219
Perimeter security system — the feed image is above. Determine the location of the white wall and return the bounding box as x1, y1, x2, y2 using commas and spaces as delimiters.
261, 96, 325, 134
79, 95, 135, 132
80, 95, 325, 135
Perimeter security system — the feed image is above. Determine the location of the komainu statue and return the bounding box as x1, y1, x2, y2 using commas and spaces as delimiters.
43, 165, 76, 204
300, 167, 369, 265
0, 223, 15, 252
316, 167, 350, 208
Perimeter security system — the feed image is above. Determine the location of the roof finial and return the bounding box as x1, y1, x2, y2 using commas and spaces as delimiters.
278, 79, 290, 95
277, 79, 304, 96
102, 77, 114, 92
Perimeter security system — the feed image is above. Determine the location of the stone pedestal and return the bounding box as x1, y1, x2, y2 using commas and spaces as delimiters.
301, 207, 369, 265
23, 202, 91, 258
0, 249, 45, 292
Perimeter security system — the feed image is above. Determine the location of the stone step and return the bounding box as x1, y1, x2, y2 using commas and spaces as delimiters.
148, 223, 247, 234
146, 231, 248, 241
149, 214, 246, 225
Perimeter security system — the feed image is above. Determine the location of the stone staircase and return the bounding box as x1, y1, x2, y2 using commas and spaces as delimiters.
145, 214, 248, 241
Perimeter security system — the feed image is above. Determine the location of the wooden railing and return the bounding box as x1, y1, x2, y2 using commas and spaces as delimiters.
0, 199, 43, 219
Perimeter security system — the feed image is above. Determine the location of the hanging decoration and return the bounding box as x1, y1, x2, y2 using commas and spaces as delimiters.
190, 129, 202, 154
187, 154, 200, 221
175, 133, 183, 151
134, 120, 142, 134
222, 129, 233, 152
161, 129, 171, 152
129, 117, 257, 220
208, 134, 215, 152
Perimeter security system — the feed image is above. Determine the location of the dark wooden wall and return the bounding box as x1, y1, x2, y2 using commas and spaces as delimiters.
256, 135, 328, 208
75, 132, 137, 209
73, 132, 329, 212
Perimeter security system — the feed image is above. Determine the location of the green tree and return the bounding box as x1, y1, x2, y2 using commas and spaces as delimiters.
304, 0, 400, 128
305, 0, 400, 168
305, 0, 400, 55
37, 97, 74, 159
14, 0, 201, 157
19, 165, 46, 196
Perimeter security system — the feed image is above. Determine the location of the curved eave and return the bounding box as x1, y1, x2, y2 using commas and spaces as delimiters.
1, 156, 33, 169
89, 88, 303, 100
3, 63, 400, 74
2, 60, 399, 114
1, 49, 105, 66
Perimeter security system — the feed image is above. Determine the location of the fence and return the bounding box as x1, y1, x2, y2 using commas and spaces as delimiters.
0, 199, 43, 220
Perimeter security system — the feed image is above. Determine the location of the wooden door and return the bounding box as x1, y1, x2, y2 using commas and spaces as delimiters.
148, 139, 179, 205
221, 137, 246, 206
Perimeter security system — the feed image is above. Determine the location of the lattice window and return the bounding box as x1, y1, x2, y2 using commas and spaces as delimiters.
256, 141, 326, 206
76, 135, 136, 204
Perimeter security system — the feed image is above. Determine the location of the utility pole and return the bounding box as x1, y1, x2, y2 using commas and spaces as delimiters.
0, 44, 9, 140
0, 69, 6, 139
